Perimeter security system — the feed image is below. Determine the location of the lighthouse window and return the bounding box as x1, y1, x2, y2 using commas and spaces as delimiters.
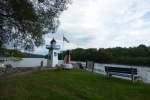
54, 52, 57, 56
48, 55, 51, 60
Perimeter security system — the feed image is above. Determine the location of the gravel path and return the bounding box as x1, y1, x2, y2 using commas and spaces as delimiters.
0, 67, 56, 79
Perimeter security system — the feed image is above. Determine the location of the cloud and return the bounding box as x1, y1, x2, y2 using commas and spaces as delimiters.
33, 0, 150, 55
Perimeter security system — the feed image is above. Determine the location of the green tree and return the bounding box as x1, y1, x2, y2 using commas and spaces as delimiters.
59, 44, 150, 66
0, 0, 71, 51
85, 48, 97, 61
11, 50, 23, 57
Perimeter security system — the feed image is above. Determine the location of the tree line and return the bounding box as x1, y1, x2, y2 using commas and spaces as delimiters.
58, 44, 150, 66
0, 48, 44, 58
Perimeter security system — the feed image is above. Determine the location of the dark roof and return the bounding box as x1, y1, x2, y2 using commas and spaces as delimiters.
50, 38, 57, 44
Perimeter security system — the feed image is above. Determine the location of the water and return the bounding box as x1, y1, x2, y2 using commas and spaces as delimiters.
0, 58, 150, 83
0, 58, 47, 67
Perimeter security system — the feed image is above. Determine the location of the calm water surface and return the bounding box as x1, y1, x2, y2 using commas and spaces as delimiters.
1, 58, 150, 83
3, 58, 48, 67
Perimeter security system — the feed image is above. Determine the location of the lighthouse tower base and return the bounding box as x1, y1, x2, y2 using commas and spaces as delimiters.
47, 49, 58, 67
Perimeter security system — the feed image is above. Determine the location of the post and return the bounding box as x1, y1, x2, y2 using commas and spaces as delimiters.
85, 61, 87, 71
106, 66, 109, 77
62, 50, 63, 61
131, 67, 134, 83
92, 62, 94, 73
62, 34, 64, 62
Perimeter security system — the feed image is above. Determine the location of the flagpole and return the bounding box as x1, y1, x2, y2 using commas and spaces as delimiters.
62, 34, 64, 62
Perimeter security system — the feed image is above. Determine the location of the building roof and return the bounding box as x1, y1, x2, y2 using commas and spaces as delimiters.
50, 38, 57, 44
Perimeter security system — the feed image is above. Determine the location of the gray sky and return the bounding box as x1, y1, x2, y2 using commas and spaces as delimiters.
34, 0, 150, 55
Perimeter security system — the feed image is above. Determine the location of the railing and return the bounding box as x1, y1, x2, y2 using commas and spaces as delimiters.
46, 45, 60, 50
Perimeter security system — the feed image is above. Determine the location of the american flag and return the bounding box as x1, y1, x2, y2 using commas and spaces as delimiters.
63, 37, 70, 43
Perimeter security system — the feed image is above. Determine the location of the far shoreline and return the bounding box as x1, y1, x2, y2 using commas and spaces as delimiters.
4, 57, 22, 61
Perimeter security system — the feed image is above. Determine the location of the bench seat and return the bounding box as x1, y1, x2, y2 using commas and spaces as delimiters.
108, 72, 140, 79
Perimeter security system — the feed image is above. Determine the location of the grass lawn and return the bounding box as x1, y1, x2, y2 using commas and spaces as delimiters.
0, 69, 150, 100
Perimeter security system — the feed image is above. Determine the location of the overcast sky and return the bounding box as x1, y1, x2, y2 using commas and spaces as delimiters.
34, 0, 150, 55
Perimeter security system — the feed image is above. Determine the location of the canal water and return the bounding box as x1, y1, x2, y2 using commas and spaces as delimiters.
0, 58, 150, 83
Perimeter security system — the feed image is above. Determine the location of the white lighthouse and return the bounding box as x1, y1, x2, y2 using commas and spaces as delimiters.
46, 38, 60, 67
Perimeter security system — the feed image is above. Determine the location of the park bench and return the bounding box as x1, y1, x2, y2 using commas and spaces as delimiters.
105, 66, 140, 83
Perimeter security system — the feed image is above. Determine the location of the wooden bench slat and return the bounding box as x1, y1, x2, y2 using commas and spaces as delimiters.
108, 72, 140, 78
107, 70, 137, 74
105, 67, 138, 74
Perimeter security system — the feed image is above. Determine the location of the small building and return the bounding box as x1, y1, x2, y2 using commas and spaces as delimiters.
46, 38, 60, 67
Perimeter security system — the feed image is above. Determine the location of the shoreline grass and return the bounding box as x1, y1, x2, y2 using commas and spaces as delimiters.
0, 69, 150, 100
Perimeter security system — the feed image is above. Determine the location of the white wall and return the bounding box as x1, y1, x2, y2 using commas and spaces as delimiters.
47, 49, 58, 67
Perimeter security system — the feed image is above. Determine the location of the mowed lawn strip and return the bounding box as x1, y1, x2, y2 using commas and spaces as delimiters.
0, 69, 150, 100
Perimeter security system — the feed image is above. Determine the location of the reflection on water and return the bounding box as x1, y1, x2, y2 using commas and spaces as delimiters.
1, 58, 150, 83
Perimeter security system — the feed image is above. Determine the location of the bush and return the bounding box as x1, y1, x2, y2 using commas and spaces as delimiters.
37, 66, 42, 71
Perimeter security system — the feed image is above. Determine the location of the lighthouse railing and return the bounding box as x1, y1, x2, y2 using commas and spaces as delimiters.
46, 45, 60, 49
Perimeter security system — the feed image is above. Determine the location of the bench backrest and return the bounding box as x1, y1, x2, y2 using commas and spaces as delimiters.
105, 66, 138, 75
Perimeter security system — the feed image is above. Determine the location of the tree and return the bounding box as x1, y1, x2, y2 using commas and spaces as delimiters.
0, 0, 71, 51
11, 50, 23, 57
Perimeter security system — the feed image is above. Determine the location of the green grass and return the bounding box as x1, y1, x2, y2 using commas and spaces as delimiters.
0, 69, 150, 100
